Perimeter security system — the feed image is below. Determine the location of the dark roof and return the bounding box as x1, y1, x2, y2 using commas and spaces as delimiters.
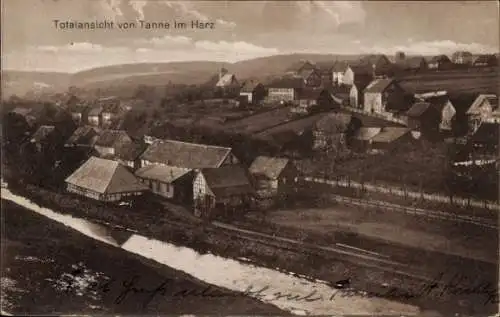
268, 76, 305, 89
115, 142, 147, 161
70, 104, 90, 114
285, 60, 314, 73
364, 79, 394, 93
31, 125, 55, 143
240, 80, 262, 93
331, 60, 350, 72
65, 156, 147, 194
10, 107, 34, 117
425, 95, 452, 112
430, 55, 451, 63
140, 139, 232, 169
88, 107, 103, 116
297, 88, 323, 100
298, 68, 320, 79
249, 156, 290, 180
396, 56, 427, 69
201, 165, 254, 198
94, 130, 130, 147
66, 126, 99, 146
360, 54, 389, 66
328, 85, 351, 95
406, 102, 432, 117
471, 123, 499, 144
348, 64, 374, 76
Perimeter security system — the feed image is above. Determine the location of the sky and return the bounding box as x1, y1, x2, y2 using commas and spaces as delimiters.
2, 0, 499, 72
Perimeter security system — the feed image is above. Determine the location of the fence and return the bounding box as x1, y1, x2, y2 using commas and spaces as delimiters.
301, 175, 500, 212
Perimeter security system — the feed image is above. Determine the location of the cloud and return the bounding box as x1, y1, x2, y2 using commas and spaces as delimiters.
36, 42, 105, 53
100, 0, 124, 20
194, 40, 278, 55
295, 1, 365, 27
362, 40, 498, 55
135, 35, 193, 47
129, 0, 148, 20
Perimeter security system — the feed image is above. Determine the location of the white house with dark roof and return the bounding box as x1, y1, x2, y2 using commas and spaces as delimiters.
135, 164, 193, 202
93, 130, 132, 156
140, 139, 239, 169
466, 94, 500, 133
193, 165, 254, 217
65, 156, 147, 202
239, 80, 266, 104
363, 78, 406, 114
249, 156, 297, 199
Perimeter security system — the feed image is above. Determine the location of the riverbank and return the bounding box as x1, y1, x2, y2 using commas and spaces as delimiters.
3, 183, 498, 316
1, 200, 284, 315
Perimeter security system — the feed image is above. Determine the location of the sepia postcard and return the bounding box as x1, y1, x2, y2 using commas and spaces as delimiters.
1, 0, 499, 316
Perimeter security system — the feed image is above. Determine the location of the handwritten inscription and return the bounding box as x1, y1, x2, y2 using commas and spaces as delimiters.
82, 272, 498, 308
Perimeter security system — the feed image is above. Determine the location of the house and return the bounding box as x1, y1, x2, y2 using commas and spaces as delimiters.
249, 156, 298, 200
294, 88, 334, 114
93, 130, 132, 156
215, 68, 239, 96
349, 76, 373, 109
369, 127, 412, 153
239, 80, 266, 104
342, 65, 374, 86
65, 156, 147, 202
395, 56, 428, 74
8, 107, 37, 127
69, 104, 90, 125
99, 97, 126, 127
267, 76, 305, 103
405, 101, 441, 136
331, 61, 350, 85
88, 106, 103, 127
328, 85, 352, 105
285, 60, 316, 75
193, 165, 254, 217
297, 68, 323, 87
312, 112, 352, 151
140, 139, 239, 169
65, 125, 100, 148
363, 79, 406, 114
315, 61, 336, 86
427, 55, 453, 70
114, 141, 147, 170
466, 94, 500, 133
359, 54, 393, 71
451, 51, 473, 65
30, 125, 57, 151
473, 54, 498, 67
135, 164, 193, 203
425, 95, 457, 132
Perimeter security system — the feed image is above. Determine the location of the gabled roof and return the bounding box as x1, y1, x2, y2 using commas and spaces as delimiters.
31, 125, 55, 143
200, 165, 254, 198
329, 84, 351, 95
371, 127, 411, 143
396, 56, 427, 69
10, 107, 34, 117
429, 54, 451, 63
140, 139, 233, 169
70, 104, 90, 114
268, 76, 305, 89
240, 80, 262, 93
115, 141, 147, 161
466, 94, 498, 115
285, 60, 315, 73
216, 74, 238, 87
406, 102, 432, 118
135, 164, 192, 183
65, 156, 147, 194
249, 156, 290, 180
364, 79, 394, 93
331, 60, 350, 72
425, 95, 453, 112
66, 126, 99, 146
360, 54, 389, 66
94, 130, 130, 147
88, 106, 103, 116
102, 101, 124, 114
297, 88, 324, 100
348, 64, 374, 76
298, 68, 320, 79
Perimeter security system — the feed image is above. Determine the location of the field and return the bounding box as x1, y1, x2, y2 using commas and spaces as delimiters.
254, 111, 330, 139
397, 72, 499, 94
223, 106, 296, 134
1, 200, 283, 315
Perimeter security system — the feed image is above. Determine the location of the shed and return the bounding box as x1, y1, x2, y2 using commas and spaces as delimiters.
135, 164, 193, 202
249, 156, 297, 199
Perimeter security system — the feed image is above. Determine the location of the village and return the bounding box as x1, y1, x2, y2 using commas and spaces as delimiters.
3, 51, 499, 218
